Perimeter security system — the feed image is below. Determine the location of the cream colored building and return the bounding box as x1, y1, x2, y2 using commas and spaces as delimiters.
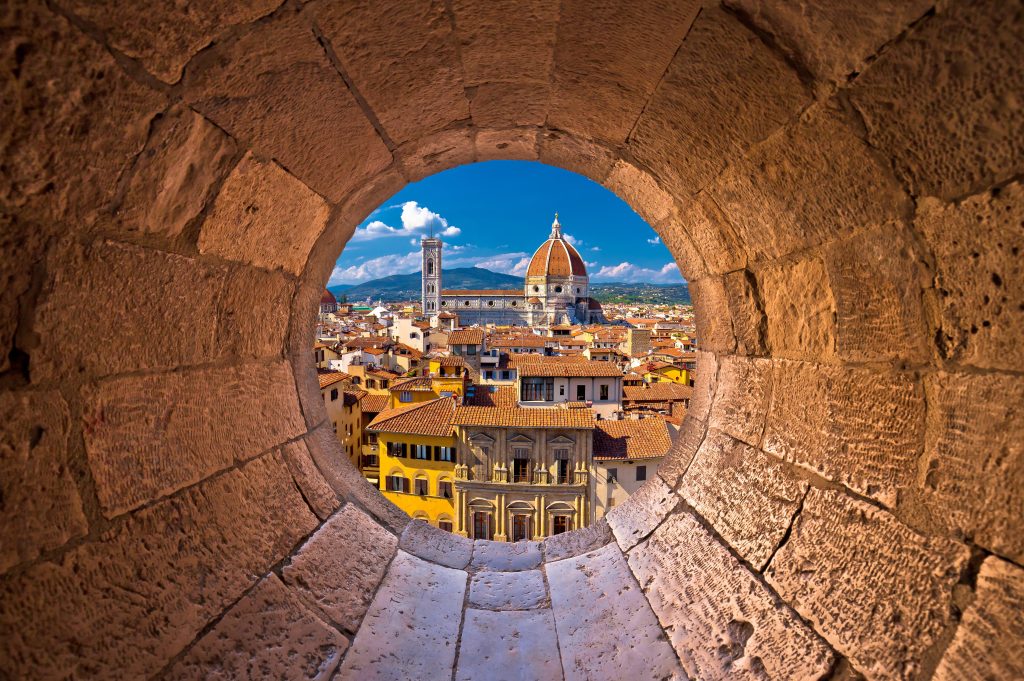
592, 418, 672, 519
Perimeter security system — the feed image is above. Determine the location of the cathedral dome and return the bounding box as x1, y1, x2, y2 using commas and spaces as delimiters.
320, 289, 337, 306
526, 215, 588, 278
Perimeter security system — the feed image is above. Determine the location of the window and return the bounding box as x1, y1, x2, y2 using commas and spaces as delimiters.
330, 388, 339, 401
511, 514, 532, 542
487, 300, 494, 307
512, 451, 531, 483
552, 515, 572, 535
576, 384, 586, 401
464, 301, 470, 306
438, 480, 453, 499
366, 379, 376, 389
388, 442, 408, 458
427, 260, 434, 275
511, 301, 517, 306
473, 512, 493, 540
556, 457, 570, 485
533, 285, 540, 292
414, 477, 428, 496
636, 465, 647, 482
332, 422, 337, 434
555, 285, 562, 293
485, 370, 494, 380
559, 385, 565, 396
399, 391, 413, 403
441, 301, 447, 307
386, 475, 409, 493
599, 384, 609, 401
501, 370, 511, 380
608, 468, 618, 484
521, 377, 554, 402
413, 444, 430, 460
467, 344, 477, 355
438, 520, 453, 532
435, 447, 453, 462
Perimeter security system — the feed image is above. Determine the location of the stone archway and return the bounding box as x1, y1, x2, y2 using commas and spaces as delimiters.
1, 1, 1021, 679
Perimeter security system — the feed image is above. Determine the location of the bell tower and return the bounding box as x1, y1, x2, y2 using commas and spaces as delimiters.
421, 234, 442, 317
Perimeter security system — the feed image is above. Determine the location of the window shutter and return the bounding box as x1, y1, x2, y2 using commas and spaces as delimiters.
402, 443, 408, 458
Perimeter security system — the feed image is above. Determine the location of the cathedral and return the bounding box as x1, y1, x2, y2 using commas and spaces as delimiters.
422, 215, 604, 326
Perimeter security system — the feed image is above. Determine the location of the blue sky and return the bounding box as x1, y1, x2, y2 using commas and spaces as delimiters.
329, 161, 685, 286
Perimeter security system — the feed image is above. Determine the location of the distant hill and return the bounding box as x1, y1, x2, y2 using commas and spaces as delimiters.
330, 267, 691, 306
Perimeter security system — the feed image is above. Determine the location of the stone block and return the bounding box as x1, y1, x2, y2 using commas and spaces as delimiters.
655, 216, 708, 283
630, 6, 808, 196
282, 440, 340, 521
543, 519, 613, 563
602, 160, 674, 227
764, 361, 924, 509
397, 128, 476, 182
757, 255, 836, 361
538, 130, 616, 184
166, 574, 347, 681
183, 12, 391, 202
606, 475, 678, 551
851, 1, 1024, 200
679, 429, 807, 570
708, 356, 772, 446
451, 0, 558, 85
455, 609, 563, 681
312, 0, 468, 144
725, 0, 931, 85
82, 359, 306, 517
917, 184, 1024, 372
0, 452, 317, 679
471, 539, 542, 572
199, 153, 330, 276
915, 372, 1024, 562
469, 82, 550, 128
548, 0, 700, 144
690, 277, 736, 353
710, 106, 911, 262
547, 543, 684, 681
766, 488, 969, 680
217, 265, 293, 359
723, 269, 768, 357
933, 556, 1024, 681
33, 240, 223, 381
475, 128, 538, 161
115, 105, 238, 243
679, 193, 747, 276
824, 224, 931, 364
628, 510, 834, 680
1, 1, 165, 225
0, 211, 46, 373
282, 504, 398, 633
0, 390, 87, 572
469, 570, 547, 610
688, 351, 718, 422
656, 416, 707, 488
64, 0, 279, 84
336, 551, 467, 680
399, 519, 474, 569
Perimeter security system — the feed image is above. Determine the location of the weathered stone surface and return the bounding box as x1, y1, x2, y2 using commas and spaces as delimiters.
282, 504, 398, 633
1, 1, 165, 225
0, 212, 45, 373
764, 361, 924, 508
538, 130, 616, 184
679, 429, 807, 570
543, 519, 613, 563
709, 356, 771, 446
217, 265, 293, 359
33, 240, 223, 381
282, 440, 340, 521
851, 0, 1024, 200
933, 556, 1024, 681
475, 128, 538, 161
184, 13, 390, 202
757, 255, 836, 361
399, 519, 473, 569
456, 608, 563, 681
824, 224, 931, 363
313, 1, 468, 144
725, 0, 931, 85
82, 359, 306, 517
606, 475, 678, 551
656, 215, 709, 283
711, 106, 911, 262
469, 82, 550, 128
603, 160, 674, 227
766, 488, 969, 680
0, 452, 317, 679
723, 268, 767, 356
631, 6, 808, 196
915, 372, 1024, 562
548, 0, 700, 144
397, 128, 475, 182
166, 574, 347, 681
548, 543, 685, 681
451, 0, 558, 85
690, 277, 736, 353
0, 391, 86, 572
471, 539, 542, 572
114, 105, 238, 244
199, 153, 330, 276
336, 551, 467, 680
657, 415, 706, 488
629, 510, 834, 680
917, 184, 1024, 372
469, 569, 547, 610
688, 351, 718, 422
677, 193, 747, 276
304, 423, 410, 534
65, 0, 279, 84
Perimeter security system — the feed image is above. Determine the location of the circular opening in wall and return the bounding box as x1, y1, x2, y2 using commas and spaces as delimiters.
555, 285, 563, 293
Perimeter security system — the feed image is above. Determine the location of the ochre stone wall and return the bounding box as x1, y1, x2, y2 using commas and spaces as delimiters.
1, 1, 1021, 678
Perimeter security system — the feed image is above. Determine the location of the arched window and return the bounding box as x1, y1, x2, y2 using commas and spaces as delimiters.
427, 260, 434, 275
414, 474, 429, 496
385, 473, 409, 493
555, 285, 563, 293
428, 284, 434, 293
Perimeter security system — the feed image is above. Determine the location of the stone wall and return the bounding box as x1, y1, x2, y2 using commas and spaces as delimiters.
1, 0, 1021, 678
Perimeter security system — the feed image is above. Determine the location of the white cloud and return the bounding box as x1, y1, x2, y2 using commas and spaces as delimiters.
593, 261, 684, 284
351, 201, 460, 242
329, 251, 421, 285
450, 251, 531, 276
646, 236, 661, 245
590, 246, 601, 252
564, 233, 581, 246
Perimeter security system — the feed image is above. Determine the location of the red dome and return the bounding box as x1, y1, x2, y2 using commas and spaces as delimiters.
526, 215, 587, 278
321, 289, 337, 305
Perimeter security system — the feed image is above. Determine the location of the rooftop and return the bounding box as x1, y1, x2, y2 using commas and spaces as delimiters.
593, 418, 672, 461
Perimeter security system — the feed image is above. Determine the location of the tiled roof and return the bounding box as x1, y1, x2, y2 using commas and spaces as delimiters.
390, 377, 434, 392
342, 389, 365, 407
442, 289, 521, 296
359, 393, 390, 414
317, 370, 350, 389
526, 236, 587, 277
447, 329, 485, 345
452, 405, 595, 429
623, 383, 693, 401
593, 418, 672, 460
512, 355, 623, 377
464, 385, 518, 407
490, 335, 546, 348
367, 397, 456, 437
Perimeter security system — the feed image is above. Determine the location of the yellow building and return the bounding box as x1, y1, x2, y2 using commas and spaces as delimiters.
367, 397, 458, 530
386, 376, 439, 409
641, 360, 690, 385
318, 370, 365, 468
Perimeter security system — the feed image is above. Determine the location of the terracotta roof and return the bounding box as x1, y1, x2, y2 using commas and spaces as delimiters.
490, 335, 546, 348
447, 329, 485, 345
359, 393, 390, 414
317, 370, 350, 389
320, 289, 337, 305
367, 397, 456, 437
342, 389, 365, 407
437, 312, 457, 319
442, 289, 521, 296
593, 419, 672, 461
527, 297, 541, 304
526, 236, 587, 277
452, 405, 595, 429
623, 383, 693, 402
513, 356, 623, 377
464, 385, 518, 407
390, 376, 434, 392
437, 355, 466, 367
587, 297, 603, 310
